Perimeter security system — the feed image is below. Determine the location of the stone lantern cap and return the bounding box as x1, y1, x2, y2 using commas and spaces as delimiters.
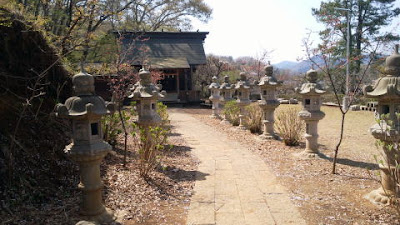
364, 45, 400, 99
385, 44, 400, 75
129, 69, 165, 100
297, 69, 326, 95
208, 76, 220, 89
234, 72, 250, 90
56, 71, 115, 119
258, 63, 282, 87
220, 75, 232, 90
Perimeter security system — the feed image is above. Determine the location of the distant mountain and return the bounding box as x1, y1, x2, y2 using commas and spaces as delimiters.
274, 61, 298, 70
274, 56, 326, 75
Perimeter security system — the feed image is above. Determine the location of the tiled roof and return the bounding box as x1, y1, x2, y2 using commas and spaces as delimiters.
116, 31, 209, 67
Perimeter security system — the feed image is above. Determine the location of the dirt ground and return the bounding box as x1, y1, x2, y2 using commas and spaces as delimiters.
0, 123, 198, 225
181, 104, 399, 225
2, 104, 398, 225
102, 130, 198, 225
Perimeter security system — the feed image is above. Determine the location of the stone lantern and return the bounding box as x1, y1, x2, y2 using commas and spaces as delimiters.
364, 45, 400, 205
258, 63, 282, 139
129, 69, 165, 126
234, 72, 251, 129
296, 68, 325, 157
208, 76, 221, 118
55, 71, 115, 223
220, 75, 234, 124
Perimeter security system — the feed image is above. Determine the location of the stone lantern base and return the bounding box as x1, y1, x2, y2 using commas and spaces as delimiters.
237, 114, 247, 130
365, 166, 399, 205
76, 208, 116, 225
258, 119, 280, 140
236, 105, 248, 130
210, 101, 221, 119
210, 113, 221, 119
295, 116, 323, 159
296, 136, 318, 159
220, 115, 231, 125
66, 143, 116, 225
365, 187, 394, 206
259, 132, 280, 140
258, 103, 280, 140
294, 149, 320, 159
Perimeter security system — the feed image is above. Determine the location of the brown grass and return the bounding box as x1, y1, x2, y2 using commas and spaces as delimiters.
275, 104, 377, 163
317, 105, 377, 164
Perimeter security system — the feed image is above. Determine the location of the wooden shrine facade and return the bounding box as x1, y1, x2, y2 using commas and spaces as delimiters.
115, 31, 209, 103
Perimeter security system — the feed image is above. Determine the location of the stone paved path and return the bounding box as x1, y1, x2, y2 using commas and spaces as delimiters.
169, 109, 307, 225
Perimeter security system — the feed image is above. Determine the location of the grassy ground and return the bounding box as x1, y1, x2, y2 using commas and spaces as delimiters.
276, 105, 380, 167
277, 104, 378, 166
316, 106, 377, 167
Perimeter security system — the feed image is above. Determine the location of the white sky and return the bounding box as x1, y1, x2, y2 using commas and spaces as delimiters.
190, 0, 327, 63
191, 0, 400, 63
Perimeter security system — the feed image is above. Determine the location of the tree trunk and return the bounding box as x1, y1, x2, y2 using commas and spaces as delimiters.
117, 105, 128, 167
34, 0, 40, 17
332, 112, 346, 174
81, 4, 95, 66
355, 3, 363, 75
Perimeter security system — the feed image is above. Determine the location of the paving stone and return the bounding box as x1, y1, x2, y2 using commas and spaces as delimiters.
187, 201, 215, 225
241, 202, 276, 225
215, 212, 245, 225
169, 110, 307, 225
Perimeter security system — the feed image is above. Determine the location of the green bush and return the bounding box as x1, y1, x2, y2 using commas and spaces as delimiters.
223, 100, 240, 126
245, 103, 262, 134
101, 112, 129, 146
156, 101, 170, 145
275, 106, 304, 146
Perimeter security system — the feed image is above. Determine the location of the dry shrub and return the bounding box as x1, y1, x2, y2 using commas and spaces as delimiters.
223, 100, 240, 126
275, 106, 304, 146
131, 102, 170, 179
132, 125, 168, 179
245, 103, 262, 134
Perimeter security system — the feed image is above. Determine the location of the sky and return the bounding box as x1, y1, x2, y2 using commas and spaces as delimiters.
190, 0, 327, 63
191, 0, 400, 63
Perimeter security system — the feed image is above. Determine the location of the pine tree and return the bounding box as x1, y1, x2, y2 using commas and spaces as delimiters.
312, 0, 400, 74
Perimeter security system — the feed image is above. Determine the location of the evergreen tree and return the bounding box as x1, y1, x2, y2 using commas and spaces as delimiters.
312, 0, 400, 74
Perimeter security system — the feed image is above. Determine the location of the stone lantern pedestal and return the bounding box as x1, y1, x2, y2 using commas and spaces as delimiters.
56, 71, 115, 224
258, 64, 282, 140
209, 76, 221, 119
220, 75, 234, 125
296, 69, 325, 158
234, 72, 251, 130
364, 45, 400, 205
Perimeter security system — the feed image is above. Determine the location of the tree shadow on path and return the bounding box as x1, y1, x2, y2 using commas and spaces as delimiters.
158, 167, 209, 182
159, 144, 209, 181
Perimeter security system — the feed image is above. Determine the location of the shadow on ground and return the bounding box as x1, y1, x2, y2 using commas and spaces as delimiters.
168, 132, 182, 137
317, 152, 379, 171
158, 167, 209, 182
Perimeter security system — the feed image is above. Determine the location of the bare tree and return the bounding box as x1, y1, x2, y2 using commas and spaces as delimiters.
121, 0, 212, 31
303, 28, 385, 174
193, 55, 230, 98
